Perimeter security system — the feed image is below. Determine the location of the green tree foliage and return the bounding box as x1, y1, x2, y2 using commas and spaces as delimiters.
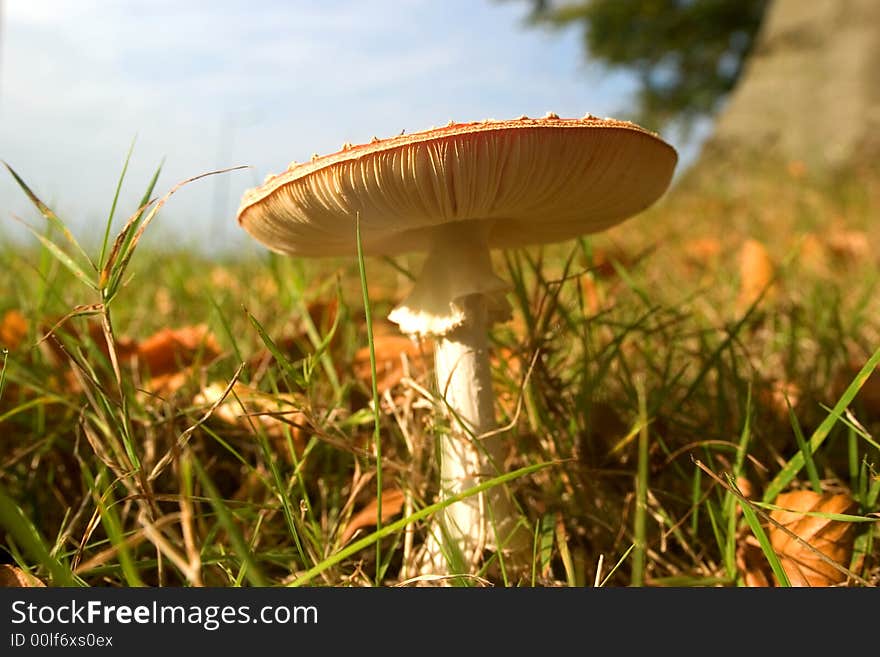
519, 0, 770, 130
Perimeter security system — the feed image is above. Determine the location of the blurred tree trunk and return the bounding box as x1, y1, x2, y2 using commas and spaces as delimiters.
694, 0, 880, 176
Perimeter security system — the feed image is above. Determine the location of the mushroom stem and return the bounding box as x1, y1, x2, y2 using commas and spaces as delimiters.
388, 222, 531, 576
424, 294, 530, 574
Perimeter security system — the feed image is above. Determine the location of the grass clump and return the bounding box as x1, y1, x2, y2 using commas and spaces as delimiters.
0, 157, 877, 587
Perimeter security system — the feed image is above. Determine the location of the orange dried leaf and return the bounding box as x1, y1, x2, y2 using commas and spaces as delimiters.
143, 371, 192, 396
798, 233, 829, 273
736, 239, 775, 311
826, 229, 869, 262
758, 379, 801, 421
0, 564, 46, 587
39, 315, 136, 368
735, 476, 754, 501
341, 488, 406, 544
580, 275, 602, 315
353, 335, 432, 393
769, 491, 858, 587
137, 324, 221, 378
588, 246, 630, 279
306, 298, 338, 332
492, 346, 528, 415
193, 382, 307, 456
736, 538, 772, 587
86, 319, 138, 362
0, 309, 28, 350
682, 237, 722, 268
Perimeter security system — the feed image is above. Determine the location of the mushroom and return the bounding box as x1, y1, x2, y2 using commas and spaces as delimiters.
237, 114, 677, 577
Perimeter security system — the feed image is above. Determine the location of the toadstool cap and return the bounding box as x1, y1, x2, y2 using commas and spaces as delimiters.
237, 115, 678, 258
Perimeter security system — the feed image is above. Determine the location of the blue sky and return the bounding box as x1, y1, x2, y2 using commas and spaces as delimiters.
0, 0, 697, 252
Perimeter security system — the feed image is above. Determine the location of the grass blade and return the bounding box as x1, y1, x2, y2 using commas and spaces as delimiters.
787, 397, 822, 494
13, 218, 97, 290
631, 377, 648, 586
598, 543, 635, 587
3, 161, 96, 270
104, 166, 241, 301
737, 495, 791, 587
99, 138, 137, 268
0, 349, 7, 402
355, 212, 384, 585
102, 161, 163, 286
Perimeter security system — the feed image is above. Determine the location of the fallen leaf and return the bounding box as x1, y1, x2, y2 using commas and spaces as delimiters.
137, 324, 221, 378
0, 564, 46, 587
797, 233, 829, 274
134, 324, 222, 395
305, 298, 339, 333
736, 536, 772, 587
143, 371, 193, 396
86, 320, 138, 362
580, 275, 602, 315
35, 316, 137, 393
0, 309, 28, 350
352, 335, 432, 394
193, 382, 307, 457
682, 237, 722, 269
826, 228, 869, 263
492, 345, 528, 415
587, 246, 630, 279
735, 476, 754, 501
33, 317, 220, 397
769, 491, 858, 587
732, 476, 755, 522
340, 488, 406, 544
736, 239, 775, 311
38, 315, 136, 368
757, 379, 801, 421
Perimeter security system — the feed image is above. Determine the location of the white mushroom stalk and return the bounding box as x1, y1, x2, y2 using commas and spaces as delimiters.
389, 222, 531, 573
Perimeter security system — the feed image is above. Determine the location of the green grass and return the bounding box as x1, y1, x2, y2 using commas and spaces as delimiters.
0, 160, 878, 587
